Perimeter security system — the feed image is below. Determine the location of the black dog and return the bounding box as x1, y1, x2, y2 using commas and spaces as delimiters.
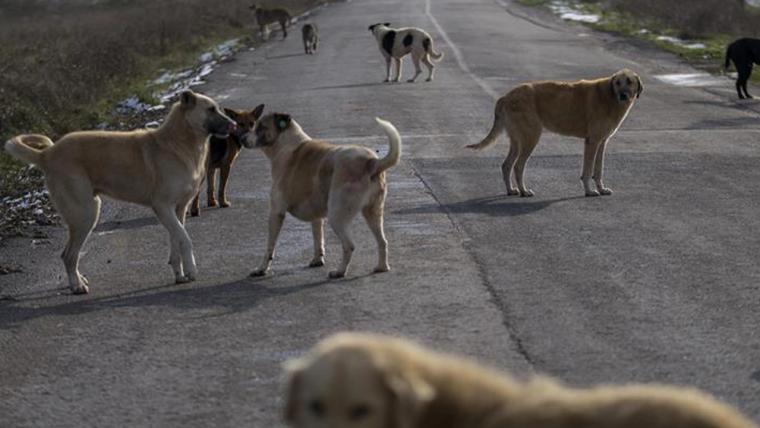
725, 38, 760, 99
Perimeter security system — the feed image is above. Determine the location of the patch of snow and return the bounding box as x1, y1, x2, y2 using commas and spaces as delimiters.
116, 96, 152, 114
549, 1, 600, 23
145, 121, 161, 129
656, 35, 705, 50
654, 73, 727, 87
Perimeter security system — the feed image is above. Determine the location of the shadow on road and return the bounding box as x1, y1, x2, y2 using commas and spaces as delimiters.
394, 194, 585, 217
95, 216, 159, 233
309, 82, 389, 91
0, 273, 373, 328
266, 52, 306, 60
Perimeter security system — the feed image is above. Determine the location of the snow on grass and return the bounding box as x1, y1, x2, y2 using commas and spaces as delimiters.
549, 1, 600, 23
655, 35, 706, 50
654, 73, 727, 87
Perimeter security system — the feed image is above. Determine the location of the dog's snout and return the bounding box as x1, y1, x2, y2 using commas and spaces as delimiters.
619, 93, 629, 102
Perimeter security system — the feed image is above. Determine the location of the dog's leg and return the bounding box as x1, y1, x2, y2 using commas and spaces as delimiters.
408, 53, 422, 83
737, 63, 752, 99
422, 54, 435, 82
581, 137, 602, 197
511, 125, 540, 197
502, 142, 520, 196
251, 210, 286, 276
154, 204, 196, 283
393, 57, 402, 83
592, 138, 612, 196
384, 56, 393, 82
190, 192, 201, 217
281, 19, 288, 39
309, 219, 325, 267
207, 167, 218, 207
219, 165, 232, 208
327, 192, 361, 278
363, 197, 389, 273
743, 65, 754, 98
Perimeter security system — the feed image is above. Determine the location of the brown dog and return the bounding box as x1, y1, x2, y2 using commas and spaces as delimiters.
284, 333, 757, 428
190, 104, 264, 217
4, 91, 234, 294
467, 69, 642, 197
241, 111, 401, 278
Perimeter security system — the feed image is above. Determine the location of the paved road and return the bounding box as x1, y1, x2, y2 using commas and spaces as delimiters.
1, 0, 759, 425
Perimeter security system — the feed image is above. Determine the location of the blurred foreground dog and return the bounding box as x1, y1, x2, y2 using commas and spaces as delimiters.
250, 3, 292, 40
302, 24, 319, 54
241, 110, 401, 278
284, 333, 757, 428
467, 69, 642, 197
368, 23, 443, 83
190, 104, 264, 216
724, 38, 760, 99
4, 91, 235, 294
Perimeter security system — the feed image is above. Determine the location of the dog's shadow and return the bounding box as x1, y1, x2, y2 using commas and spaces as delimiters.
395, 194, 586, 217
0, 273, 372, 328
309, 82, 390, 91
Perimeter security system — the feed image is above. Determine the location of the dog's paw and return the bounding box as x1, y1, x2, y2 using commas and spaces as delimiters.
328, 270, 345, 279
407, 78, 416, 83
373, 264, 390, 273
598, 187, 613, 196
506, 188, 520, 196
71, 283, 90, 295
426, 77, 433, 82
250, 268, 272, 277
585, 190, 601, 197
190, 210, 200, 217
308, 257, 325, 268
383, 78, 391, 83
220, 200, 232, 208
207, 199, 218, 208
78, 274, 89, 286
519, 189, 534, 197
175, 275, 194, 284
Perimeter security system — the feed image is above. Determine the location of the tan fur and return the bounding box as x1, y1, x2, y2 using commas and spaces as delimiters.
242, 112, 401, 278
285, 333, 757, 428
467, 69, 643, 197
3, 91, 235, 294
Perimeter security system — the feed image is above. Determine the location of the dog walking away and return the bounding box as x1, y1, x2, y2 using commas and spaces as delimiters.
284, 333, 758, 428
4, 91, 235, 294
725, 38, 760, 99
302, 23, 319, 55
190, 104, 264, 217
368, 23, 444, 83
467, 69, 643, 197
241, 109, 401, 279
250, 3, 291, 40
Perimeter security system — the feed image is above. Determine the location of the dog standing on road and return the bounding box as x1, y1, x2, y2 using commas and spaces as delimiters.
250, 3, 292, 40
302, 23, 319, 54
724, 37, 760, 99
467, 69, 643, 197
284, 333, 758, 428
368, 23, 444, 83
190, 104, 264, 217
241, 110, 401, 279
4, 91, 235, 294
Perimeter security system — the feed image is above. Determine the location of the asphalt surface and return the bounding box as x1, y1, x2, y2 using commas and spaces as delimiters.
1, 0, 759, 426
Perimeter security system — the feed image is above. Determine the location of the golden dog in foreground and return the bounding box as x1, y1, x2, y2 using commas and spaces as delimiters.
284, 333, 756, 428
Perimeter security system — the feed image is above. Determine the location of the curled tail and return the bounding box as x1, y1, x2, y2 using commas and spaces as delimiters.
4, 134, 54, 168
372, 117, 402, 175
466, 98, 507, 150
423, 37, 444, 61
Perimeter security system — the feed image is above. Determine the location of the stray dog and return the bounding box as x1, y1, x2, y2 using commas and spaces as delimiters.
250, 3, 291, 40
284, 333, 758, 428
302, 23, 319, 55
725, 38, 760, 99
368, 23, 444, 83
4, 91, 235, 294
467, 69, 643, 197
190, 104, 264, 217
241, 110, 401, 278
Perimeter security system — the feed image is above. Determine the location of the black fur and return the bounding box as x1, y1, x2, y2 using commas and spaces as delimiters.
402, 34, 413, 47
422, 37, 431, 53
725, 38, 760, 99
382, 30, 396, 55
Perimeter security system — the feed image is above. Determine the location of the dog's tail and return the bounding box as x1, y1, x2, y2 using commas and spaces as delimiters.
4, 134, 54, 168
724, 45, 733, 71
372, 118, 402, 175
466, 98, 507, 151
423, 37, 444, 61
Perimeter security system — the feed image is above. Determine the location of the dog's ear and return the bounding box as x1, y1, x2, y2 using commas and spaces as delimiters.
223, 108, 239, 121
384, 371, 435, 428
635, 75, 644, 98
368, 24, 376, 32
283, 360, 305, 424
274, 113, 292, 131
252, 104, 265, 120
384, 22, 391, 26
180, 90, 197, 108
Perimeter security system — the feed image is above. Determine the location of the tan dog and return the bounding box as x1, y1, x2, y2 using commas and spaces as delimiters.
284, 333, 757, 428
4, 91, 235, 294
241, 111, 401, 278
467, 69, 643, 197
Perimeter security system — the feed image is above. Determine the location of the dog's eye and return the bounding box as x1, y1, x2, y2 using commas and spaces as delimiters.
615, 80, 621, 86
626, 78, 632, 85
348, 404, 371, 421
309, 400, 326, 417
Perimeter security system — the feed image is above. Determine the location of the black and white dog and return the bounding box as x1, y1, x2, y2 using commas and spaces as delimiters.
368, 23, 444, 83
725, 38, 760, 99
